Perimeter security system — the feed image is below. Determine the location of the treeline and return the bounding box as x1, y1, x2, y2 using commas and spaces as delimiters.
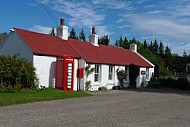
50, 27, 87, 41
50, 27, 111, 44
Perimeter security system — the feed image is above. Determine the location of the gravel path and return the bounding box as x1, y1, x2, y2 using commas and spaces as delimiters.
1, 89, 190, 127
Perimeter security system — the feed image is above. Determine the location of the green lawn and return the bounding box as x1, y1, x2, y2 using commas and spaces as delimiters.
0, 88, 91, 106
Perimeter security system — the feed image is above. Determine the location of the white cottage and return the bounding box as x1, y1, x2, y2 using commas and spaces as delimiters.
0, 19, 154, 91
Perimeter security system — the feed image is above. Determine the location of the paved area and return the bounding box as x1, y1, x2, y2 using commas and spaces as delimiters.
1, 89, 190, 127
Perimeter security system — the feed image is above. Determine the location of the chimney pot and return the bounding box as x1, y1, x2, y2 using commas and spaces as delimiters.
57, 18, 68, 40
89, 26, 98, 46
92, 26, 96, 34
130, 43, 137, 52
60, 18, 64, 26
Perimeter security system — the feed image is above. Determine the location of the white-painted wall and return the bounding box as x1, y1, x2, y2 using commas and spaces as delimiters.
0, 32, 33, 61
136, 67, 154, 88
78, 59, 86, 91
33, 55, 79, 90
123, 66, 130, 87
73, 59, 78, 91
81, 63, 128, 91
33, 55, 56, 88
137, 67, 146, 88
148, 68, 154, 80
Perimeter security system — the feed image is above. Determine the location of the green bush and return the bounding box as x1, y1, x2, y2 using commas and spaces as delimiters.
0, 54, 38, 92
148, 76, 160, 88
160, 78, 190, 90
116, 69, 126, 88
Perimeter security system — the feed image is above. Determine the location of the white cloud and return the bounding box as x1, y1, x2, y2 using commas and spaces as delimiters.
96, 26, 114, 36
29, 25, 52, 34
144, 4, 155, 8
128, 15, 190, 55
92, 0, 133, 10
117, 25, 131, 29
115, 0, 190, 55
147, 10, 162, 14
41, 0, 114, 36
136, 0, 149, 4
130, 15, 190, 41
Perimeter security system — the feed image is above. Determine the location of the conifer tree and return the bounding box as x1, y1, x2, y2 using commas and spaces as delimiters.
143, 39, 147, 49
79, 28, 86, 41
159, 41, 164, 57
149, 40, 153, 51
153, 39, 159, 54
50, 28, 55, 36
69, 27, 78, 39
98, 35, 110, 45
164, 45, 172, 69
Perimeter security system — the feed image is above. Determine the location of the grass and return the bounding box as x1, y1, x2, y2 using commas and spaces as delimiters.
0, 88, 91, 107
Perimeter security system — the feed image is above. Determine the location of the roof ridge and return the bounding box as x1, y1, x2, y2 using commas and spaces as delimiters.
14, 28, 59, 38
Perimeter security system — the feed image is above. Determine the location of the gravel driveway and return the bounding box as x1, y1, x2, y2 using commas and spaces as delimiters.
1, 89, 190, 127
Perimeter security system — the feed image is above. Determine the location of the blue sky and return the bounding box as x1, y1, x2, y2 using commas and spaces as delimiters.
1, 0, 190, 55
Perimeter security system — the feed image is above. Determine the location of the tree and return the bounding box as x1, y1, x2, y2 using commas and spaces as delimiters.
143, 39, 148, 49
115, 36, 123, 47
50, 28, 55, 36
148, 40, 153, 51
164, 45, 172, 70
159, 41, 164, 57
183, 50, 188, 57
99, 35, 110, 45
69, 27, 78, 39
122, 37, 129, 49
131, 37, 137, 44
79, 28, 86, 41
153, 39, 159, 54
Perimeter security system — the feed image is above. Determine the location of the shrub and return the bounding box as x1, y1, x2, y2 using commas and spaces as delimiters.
85, 81, 91, 91
14, 83, 22, 92
160, 77, 190, 90
0, 54, 38, 92
148, 76, 160, 88
85, 65, 94, 91
116, 68, 126, 88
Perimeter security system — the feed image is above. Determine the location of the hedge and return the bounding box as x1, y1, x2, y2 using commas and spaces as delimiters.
0, 54, 38, 91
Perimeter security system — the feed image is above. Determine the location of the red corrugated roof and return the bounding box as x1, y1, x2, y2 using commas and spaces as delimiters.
15, 28, 152, 67
15, 28, 80, 58
66, 39, 152, 67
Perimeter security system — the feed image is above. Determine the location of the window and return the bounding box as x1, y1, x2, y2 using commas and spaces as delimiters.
94, 65, 100, 82
108, 66, 114, 80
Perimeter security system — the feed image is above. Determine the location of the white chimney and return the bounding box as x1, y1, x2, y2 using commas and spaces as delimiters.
57, 18, 68, 40
89, 26, 98, 46
130, 43, 137, 52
